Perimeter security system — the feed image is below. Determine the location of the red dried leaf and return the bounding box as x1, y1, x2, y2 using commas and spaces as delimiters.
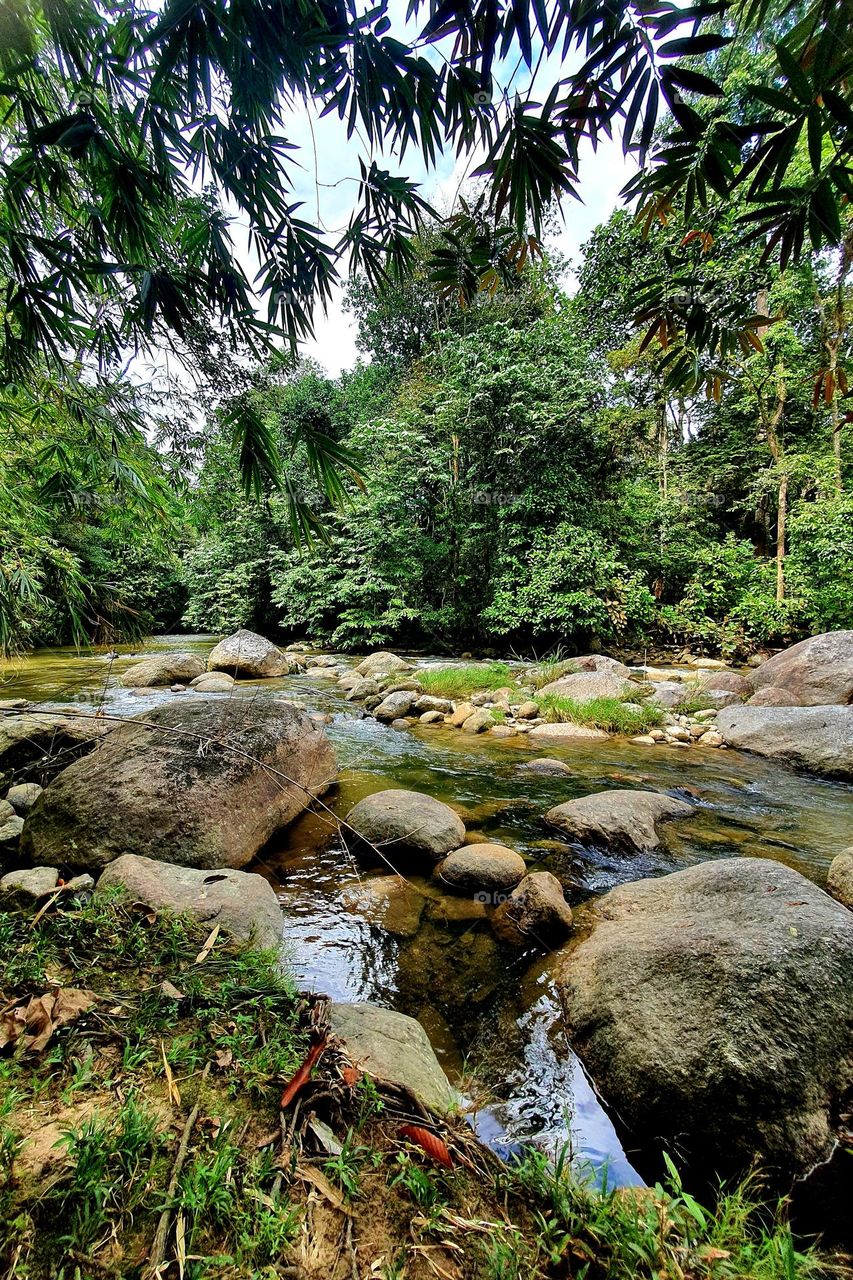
279, 1037, 327, 1109
399, 1124, 453, 1169
341, 1065, 360, 1087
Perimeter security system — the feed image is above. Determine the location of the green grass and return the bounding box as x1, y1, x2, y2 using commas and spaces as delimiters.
526, 657, 579, 691
416, 661, 513, 700
488, 1145, 827, 1280
539, 694, 665, 734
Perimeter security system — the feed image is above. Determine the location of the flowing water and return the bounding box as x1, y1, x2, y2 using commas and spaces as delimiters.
3, 634, 852, 1191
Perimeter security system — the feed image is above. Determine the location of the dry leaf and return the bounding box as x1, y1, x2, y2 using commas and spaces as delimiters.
194, 924, 220, 964
214, 1047, 233, 1069
341, 1065, 361, 1087
0, 988, 94, 1055
159, 980, 185, 1001
399, 1124, 453, 1169
161, 1040, 181, 1106
279, 1038, 327, 1109
297, 1166, 354, 1216
175, 1210, 186, 1280
308, 1117, 343, 1156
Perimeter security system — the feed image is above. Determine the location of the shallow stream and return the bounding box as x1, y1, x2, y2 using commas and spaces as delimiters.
4, 635, 852, 1191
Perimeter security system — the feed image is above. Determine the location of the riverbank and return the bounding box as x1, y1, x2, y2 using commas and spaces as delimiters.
0, 891, 836, 1280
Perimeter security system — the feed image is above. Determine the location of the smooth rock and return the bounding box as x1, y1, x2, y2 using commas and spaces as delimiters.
345, 677, 379, 701
435, 844, 526, 894
0, 799, 13, 823
519, 758, 572, 776
536, 671, 633, 701
118, 653, 205, 688
491, 871, 573, 948
188, 672, 236, 693
827, 850, 853, 909
0, 816, 24, 848
207, 629, 291, 679
747, 630, 853, 705
414, 695, 453, 715
716, 705, 853, 779
419, 710, 444, 724
698, 671, 750, 695
97, 854, 283, 949
0, 865, 59, 900
527, 722, 609, 743
448, 702, 475, 727
557, 858, 853, 1183
374, 690, 416, 721
545, 789, 693, 854
345, 789, 466, 863
355, 652, 412, 678
330, 1002, 455, 1114
688, 657, 727, 669
515, 700, 540, 719
461, 709, 493, 734
630, 735, 656, 745
22, 699, 335, 872
490, 724, 517, 738
337, 671, 363, 690
647, 681, 687, 709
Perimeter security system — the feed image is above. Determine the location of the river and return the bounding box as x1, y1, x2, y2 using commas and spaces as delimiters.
3, 634, 852, 1192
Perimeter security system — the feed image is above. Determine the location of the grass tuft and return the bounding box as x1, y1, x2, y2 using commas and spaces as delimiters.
416, 662, 513, 700
539, 694, 665, 734
526, 657, 580, 691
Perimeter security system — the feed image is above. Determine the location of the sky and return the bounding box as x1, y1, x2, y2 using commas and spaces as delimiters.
228, 4, 638, 378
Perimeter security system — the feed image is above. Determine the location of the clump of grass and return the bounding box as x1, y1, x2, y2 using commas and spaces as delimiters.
674, 690, 724, 715
417, 661, 513, 700
539, 694, 665, 734
496, 1146, 824, 1280
526, 657, 580, 691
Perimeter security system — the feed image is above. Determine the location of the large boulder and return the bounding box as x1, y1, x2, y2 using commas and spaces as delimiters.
345, 789, 465, 863
647, 681, 688, 709
189, 672, 236, 693
491, 871, 573, 947
21, 699, 335, 872
747, 631, 853, 705
716, 705, 853, 779
536, 671, 633, 701
97, 854, 283, 949
355, 652, 412, 678
557, 858, 853, 1183
118, 653, 205, 688
373, 691, 416, 721
207, 629, 291, 678
545, 789, 693, 854
330, 1002, 455, 1113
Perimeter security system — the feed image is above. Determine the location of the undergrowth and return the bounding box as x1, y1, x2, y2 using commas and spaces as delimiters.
538, 694, 665, 734
0, 894, 841, 1279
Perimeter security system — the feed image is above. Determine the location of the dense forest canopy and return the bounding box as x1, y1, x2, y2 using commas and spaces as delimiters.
1, 0, 852, 655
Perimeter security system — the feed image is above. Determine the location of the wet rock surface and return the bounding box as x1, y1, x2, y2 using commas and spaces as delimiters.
545, 789, 694, 854
345, 789, 466, 863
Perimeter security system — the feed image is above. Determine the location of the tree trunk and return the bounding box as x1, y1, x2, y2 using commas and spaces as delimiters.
776, 471, 787, 603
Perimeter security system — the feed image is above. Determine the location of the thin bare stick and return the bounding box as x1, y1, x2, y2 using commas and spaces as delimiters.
144, 1062, 211, 1279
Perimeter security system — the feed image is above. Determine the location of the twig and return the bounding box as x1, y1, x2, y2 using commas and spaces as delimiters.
144, 1062, 211, 1279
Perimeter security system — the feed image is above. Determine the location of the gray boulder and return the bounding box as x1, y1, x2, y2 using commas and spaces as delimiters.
527, 723, 609, 743
97, 854, 283, 949
355, 652, 412, 678
5, 782, 43, 814
207, 629, 291, 678
345, 677, 379, 701
330, 1002, 455, 1113
827, 850, 853, 910
345, 789, 465, 863
647, 680, 688, 709
22, 699, 335, 872
545, 789, 693, 853
460, 709, 494, 733
0, 815, 24, 850
435, 844, 526, 894
491, 871, 573, 947
189, 672, 236, 693
747, 630, 853, 705
373, 691, 416, 721
557, 858, 853, 1182
536, 671, 633, 701
414, 695, 453, 715
118, 653, 205, 688
0, 865, 59, 901
716, 705, 853, 779
698, 670, 750, 696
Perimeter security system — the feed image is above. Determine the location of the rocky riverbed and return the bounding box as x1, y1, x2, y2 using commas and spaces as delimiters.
1, 630, 851, 1235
